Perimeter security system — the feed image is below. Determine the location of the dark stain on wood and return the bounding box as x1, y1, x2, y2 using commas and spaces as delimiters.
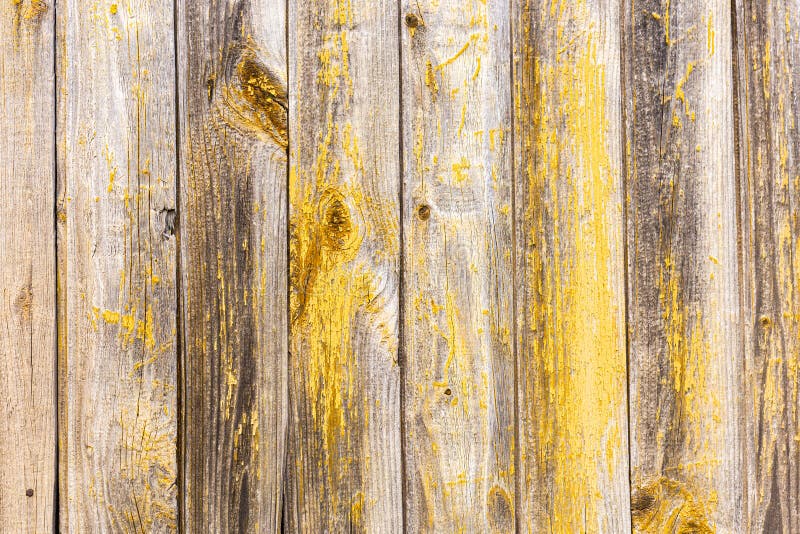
180, 1, 287, 532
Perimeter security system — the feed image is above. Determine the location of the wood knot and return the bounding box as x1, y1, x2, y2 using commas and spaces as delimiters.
25, 488, 34, 497
630, 487, 656, 513
14, 283, 32, 321
220, 49, 287, 149
631, 478, 713, 534
417, 204, 431, 221
405, 12, 421, 28
289, 189, 362, 325
318, 189, 357, 252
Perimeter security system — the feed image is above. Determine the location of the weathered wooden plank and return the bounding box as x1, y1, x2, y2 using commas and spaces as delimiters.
56, 0, 178, 531
285, 1, 403, 531
735, 1, 800, 531
399, 1, 515, 532
624, 0, 742, 531
177, 0, 287, 531
0, 1, 56, 531
512, 0, 630, 531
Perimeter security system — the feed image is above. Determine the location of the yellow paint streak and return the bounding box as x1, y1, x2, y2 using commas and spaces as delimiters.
425, 60, 439, 94
451, 156, 470, 183
290, 20, 399, 511
651, 0, 673, 46
706, 13, 715, 56
657, 254, 722, 505
523, 3, 625, 529
434, 40, 471, 72
96, 306, 155, 350
674, 63, 695, 117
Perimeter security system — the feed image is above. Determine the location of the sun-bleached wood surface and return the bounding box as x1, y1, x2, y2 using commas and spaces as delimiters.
2, 1, 799, 532
1, 1, 55, 532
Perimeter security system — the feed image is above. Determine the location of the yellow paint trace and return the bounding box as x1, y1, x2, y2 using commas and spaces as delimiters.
520, 0, 626, 530
289, 6, 399, 521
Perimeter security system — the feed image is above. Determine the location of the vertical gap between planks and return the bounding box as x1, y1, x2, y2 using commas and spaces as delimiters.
282, 0, 290, 529
507, 1, 520, 533
52, 0, 60, 529
172, 0, 184, 529
397, 1, 409, 533
618, 0, 634, 521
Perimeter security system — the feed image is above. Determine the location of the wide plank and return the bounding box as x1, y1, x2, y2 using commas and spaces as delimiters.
512, 0, 630, 531
285, 0, 403, 530
735, 1, 800, 531
57, 0, 178, 530
624, 0, 742, 530
0, 1, 56, 531
400, 0, 515, 531
177, 0, 287, 531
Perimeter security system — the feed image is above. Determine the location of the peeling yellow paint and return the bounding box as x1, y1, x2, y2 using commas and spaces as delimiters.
520, 1, 626, 530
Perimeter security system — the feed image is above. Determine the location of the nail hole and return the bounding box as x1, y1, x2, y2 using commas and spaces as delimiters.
26, 489, 33, 497
417, 204, 431, 220
444, 388, 452, 396
405, 12, 420, 28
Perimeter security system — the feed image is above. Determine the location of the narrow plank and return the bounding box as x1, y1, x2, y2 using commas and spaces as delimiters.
735, 1, 800, 531
285, 0, 403, 530
56, 0, 178, 530
624, 0, 742, 530
177, 0, 287, 531
399, 1, 515, 532
0, 1, 56, 531
512, 0, 630, 531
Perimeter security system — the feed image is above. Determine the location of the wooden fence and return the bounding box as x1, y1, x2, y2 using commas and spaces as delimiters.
1, 0, 798, 532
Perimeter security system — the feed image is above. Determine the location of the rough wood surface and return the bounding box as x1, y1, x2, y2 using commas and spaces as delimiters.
56, 0, 178, 531
285, 0, 403, 531
399, 1, 515, 532
624, 0, 742, 531
9, 3, 800, 532
0, 1, 56, 531
177, 0, 287, 531
735, 1, 800, 531
512, 0, 630, 532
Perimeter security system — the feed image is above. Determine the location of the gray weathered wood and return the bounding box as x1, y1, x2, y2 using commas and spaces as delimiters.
0, 1, 56, 531
400, 0, 515, 531
285, 1, 403, 531
177, 0, 287, 531
56, 0, 178, 530
735, 1, 800, 531
624, 0, 742, 531
56, 1, 179, 531
512, 0, 630, 531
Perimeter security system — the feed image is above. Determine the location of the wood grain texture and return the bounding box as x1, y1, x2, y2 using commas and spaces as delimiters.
57, 0, 178, 530
624, 0, 742, 531
0, 1, 55, 531
735, 1, 800, 531
285, 0, 403, 531
400, 1, 515, 532
512, 0, 630, 531
177, 0, 287, 531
